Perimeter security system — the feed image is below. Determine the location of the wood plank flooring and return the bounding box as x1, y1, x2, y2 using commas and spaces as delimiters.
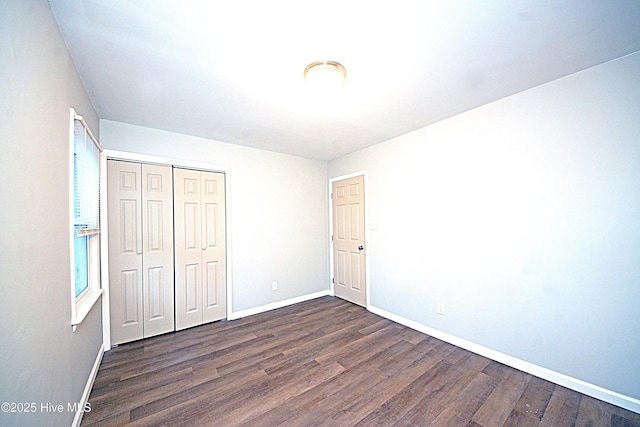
81, 296, 640, 426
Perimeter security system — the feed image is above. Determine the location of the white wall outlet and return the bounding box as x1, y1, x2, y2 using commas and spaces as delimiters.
272, 281, 278, 291
436, 302, 445, 315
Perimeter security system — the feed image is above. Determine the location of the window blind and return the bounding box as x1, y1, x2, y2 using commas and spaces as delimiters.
73, 117, 101, 235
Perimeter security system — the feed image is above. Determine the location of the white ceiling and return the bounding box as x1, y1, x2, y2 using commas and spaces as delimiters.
49, 1, 640, 161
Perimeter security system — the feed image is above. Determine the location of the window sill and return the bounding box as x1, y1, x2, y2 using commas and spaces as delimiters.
71, 288, 102, 332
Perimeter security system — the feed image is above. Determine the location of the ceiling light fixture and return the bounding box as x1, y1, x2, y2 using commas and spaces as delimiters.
303, 61, 346, 88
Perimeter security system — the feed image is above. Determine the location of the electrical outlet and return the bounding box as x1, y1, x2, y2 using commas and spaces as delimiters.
436, 302, 445, 315
272, 281, 278, 291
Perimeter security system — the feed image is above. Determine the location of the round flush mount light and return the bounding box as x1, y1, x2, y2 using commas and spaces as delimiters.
303, 61, 346, 88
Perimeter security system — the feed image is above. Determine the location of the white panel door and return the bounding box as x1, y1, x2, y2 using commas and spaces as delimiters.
201, 171, 226, 323
109, 160, 175, 345
108, 160, 144, 345
332, 175, 366, 306
141, 163, 175, 337
174, 168, 203, 330
174, 168, 227, 330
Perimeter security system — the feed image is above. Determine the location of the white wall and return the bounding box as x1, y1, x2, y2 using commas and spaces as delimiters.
100, 121, 330, 312
0, 1, 103, 426
329, 52, 640, 404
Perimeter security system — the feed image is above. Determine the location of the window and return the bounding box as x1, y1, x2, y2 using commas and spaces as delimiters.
70, 108, 103, 328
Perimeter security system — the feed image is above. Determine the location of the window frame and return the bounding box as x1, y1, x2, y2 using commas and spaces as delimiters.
69, 108, 103, 330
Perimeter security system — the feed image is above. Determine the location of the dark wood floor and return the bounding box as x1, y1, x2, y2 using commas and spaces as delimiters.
82, 296, 640, 426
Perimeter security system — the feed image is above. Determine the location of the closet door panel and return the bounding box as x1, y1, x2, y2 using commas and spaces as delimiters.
202, 171, 227, 323
184, 263, 201, 313
174, 168, 204, 330
121, 270, 141, 325
142, 164, 174, 338
147, 267, 164, 318
108, 160, 144, 345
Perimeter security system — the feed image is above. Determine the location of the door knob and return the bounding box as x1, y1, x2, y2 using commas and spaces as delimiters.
358, 245, 364, 251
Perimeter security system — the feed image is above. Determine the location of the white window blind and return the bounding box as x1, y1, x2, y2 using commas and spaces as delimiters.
74, 118, 100, 235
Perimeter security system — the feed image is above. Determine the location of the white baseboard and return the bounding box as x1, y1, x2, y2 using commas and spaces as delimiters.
72, 343, 104, 427
228, 290, 331, 320
367, 304, 640, 414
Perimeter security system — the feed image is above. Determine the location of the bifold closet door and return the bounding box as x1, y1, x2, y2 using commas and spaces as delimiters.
108, 160, 175, 345
174, 168, 227, 331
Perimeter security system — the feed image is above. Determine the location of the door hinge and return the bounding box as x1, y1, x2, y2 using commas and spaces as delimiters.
332, 278, 335, 284
331, 235, 333, 241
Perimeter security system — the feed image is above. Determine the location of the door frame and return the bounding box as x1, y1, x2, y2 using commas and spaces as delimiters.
100, 150, 232, 350
329, 171, 370, 308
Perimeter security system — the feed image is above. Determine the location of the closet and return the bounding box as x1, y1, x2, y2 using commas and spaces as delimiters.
107, 160, 175, 345
107, 160, 227, 345
173, 168, 227, 330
